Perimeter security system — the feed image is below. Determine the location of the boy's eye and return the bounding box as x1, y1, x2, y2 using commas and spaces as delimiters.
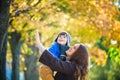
59, 35, 66, 38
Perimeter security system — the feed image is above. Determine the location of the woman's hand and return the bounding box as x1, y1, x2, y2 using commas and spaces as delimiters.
35, 30, 41, 47
35, 30, 45, 54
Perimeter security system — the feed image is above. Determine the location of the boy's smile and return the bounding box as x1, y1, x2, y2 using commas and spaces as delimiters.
57, 34, 67, 45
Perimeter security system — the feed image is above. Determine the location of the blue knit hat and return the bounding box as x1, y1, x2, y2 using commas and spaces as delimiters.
54, 31, 71, 46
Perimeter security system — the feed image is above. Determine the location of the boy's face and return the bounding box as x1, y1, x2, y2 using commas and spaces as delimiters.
57, 34, 67, 45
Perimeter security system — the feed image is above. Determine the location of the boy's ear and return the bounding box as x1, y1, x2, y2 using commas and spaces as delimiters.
55, 37, 57, 41
55, 36, 58, 42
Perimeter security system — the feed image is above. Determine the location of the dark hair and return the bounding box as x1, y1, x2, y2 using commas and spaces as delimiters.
58, 31, 68, 35
70, 44, 88, 80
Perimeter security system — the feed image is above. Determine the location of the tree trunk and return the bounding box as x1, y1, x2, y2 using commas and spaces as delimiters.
9, 31, 22, 80
24, 45, 39, 80
0, 0, 11, 80
0, 33, 7, 80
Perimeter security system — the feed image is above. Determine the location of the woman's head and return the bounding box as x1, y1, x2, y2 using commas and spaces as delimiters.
66, 44, 80, 58
66, 44, 88, 80
55, 31, 71, 45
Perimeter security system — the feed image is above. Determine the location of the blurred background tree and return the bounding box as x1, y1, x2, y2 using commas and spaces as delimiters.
0, 0, 119, 80
0, 0, 11, 80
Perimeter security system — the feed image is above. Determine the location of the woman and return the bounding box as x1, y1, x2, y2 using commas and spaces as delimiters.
40, 31, 71, 80
35, 30, 89, 80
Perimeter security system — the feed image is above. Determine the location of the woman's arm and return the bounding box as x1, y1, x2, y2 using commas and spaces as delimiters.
35, 30, 46, 55
39, 50, 76, 75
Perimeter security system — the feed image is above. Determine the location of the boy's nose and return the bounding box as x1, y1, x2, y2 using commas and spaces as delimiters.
60, 37, 64, 39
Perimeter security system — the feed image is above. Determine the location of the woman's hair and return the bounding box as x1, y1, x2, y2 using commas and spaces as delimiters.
70, 44, 88, 80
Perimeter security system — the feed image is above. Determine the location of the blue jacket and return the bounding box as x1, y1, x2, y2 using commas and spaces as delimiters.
48, 42, 60, 59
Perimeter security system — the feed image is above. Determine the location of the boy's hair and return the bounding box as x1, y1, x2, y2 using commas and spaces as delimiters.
54, 31, 71, 45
